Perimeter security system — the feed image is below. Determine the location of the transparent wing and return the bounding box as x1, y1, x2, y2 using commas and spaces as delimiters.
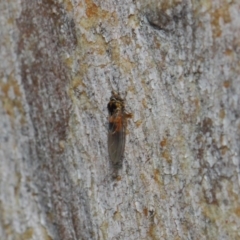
108, 115, 126, 168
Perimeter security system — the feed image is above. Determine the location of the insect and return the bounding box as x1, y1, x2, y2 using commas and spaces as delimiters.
107, 91, 132, 169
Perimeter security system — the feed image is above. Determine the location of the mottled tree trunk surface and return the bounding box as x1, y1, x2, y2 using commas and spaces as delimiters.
1, 0, 240, 239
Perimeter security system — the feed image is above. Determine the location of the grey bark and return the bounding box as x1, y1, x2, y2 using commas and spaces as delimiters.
0, 0, 240, 239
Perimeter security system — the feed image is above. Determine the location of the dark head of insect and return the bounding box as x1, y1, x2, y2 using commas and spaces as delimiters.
107, 91, 125, 116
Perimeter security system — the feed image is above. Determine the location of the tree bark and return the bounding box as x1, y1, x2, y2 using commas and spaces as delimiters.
1, 0, 240, 239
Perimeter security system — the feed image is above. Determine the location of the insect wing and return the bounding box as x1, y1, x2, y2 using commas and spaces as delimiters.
108, 113, 126, 168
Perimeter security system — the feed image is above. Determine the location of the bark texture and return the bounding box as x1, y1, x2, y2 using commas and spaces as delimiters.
0, 0, 240, 239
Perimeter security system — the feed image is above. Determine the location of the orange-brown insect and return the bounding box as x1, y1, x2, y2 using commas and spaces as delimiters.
107, 91, 132, 169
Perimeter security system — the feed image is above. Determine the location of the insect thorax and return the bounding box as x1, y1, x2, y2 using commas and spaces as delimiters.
108, 93, 125, 115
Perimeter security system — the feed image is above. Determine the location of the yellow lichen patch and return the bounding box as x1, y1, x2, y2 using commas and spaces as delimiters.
100, 221, 109, 240
153, 169, 163, 186
211, 2, 231, 38
1, 75, 21, 98
159, 135, 173, 164
76, 91, 94, 110
46, 211, 54, 223
155, 0, 181, 11
116, 175, 122, 181
160, 138, 167, 148
140, 172, 151, 191
161, 150, 172, 164
108, 39, 136, 73
223, 80, 230, 88
142, 98, 147, 108
201, 178, 240, 238
219, 109, 225, 119
202, 204, 221, 223
113, 210, 122, 221
3, 223, 14, 238
197, 0, 212, 13
219, 4, 231, 24
63, 0, 73, 12
108, 39, 120, 63
193, 97, 200, 110
226, 182, 239, 202
119, 55, 136, 74
41, 225, 53, 240
182, 97, 201, 122
202, 200, 240, 239
85, 0, 101, 18
220, 134, 225, 146
211, 12, 222, 38
224, 49, 233, 57
64, 56, 73, 69
14, 172, 21, 204
79, 33, 107, 53
0, 75, 25, 123
234, 206, 240, 217
147, 224, 158, 240
135, 120, 142, 128
69, 77, 85, 93
80, 0, 118, 29
19, 228, 34, 240
121, 35, 132, 47
153, 36, 161, 49
2, 99, 14, 117
59, 140, 65, 151
93, 42, 107, 55
128, 14, 139, 29
220, 145, 228, 155
7, 17, 15, 25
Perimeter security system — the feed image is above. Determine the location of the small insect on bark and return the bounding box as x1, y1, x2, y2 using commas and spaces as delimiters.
107, 91, 132, 169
